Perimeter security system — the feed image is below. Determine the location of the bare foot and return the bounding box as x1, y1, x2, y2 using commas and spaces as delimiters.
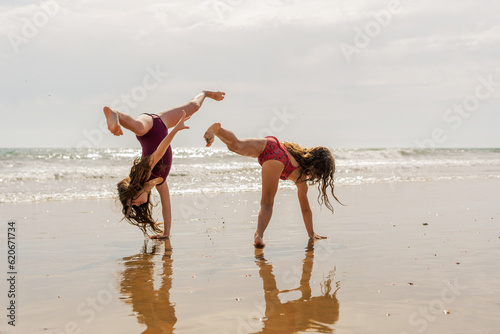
103, 106, 123, 136
203, 90, 226, 101
254, 233, 266, 249
204, 122, 221, 147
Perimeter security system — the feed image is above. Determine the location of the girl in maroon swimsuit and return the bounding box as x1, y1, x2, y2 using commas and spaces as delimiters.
204, 123, 342, 248
104, 91, 226, 238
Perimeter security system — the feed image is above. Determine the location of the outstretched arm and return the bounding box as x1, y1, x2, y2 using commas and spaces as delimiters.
149, 111, 190, 169
296, 181, 327, 240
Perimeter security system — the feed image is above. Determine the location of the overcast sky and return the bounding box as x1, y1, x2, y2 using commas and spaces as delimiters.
1, 0, 499, 148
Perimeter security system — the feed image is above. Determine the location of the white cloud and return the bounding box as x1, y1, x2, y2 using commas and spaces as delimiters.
0, 0, 499, 147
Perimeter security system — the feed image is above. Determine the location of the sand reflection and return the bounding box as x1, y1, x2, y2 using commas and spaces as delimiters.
120, 239, 176, 334
118, 239, 339, 333
253, 240, 340, 333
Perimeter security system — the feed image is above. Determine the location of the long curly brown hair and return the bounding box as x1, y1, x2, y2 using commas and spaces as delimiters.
117, 156, 163, 235
282, 142, 343, 213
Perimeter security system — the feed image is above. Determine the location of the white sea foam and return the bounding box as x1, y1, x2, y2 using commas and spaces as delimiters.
0, 147, 499, 203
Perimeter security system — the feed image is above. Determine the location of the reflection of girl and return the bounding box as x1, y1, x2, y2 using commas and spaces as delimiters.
120, 240, 176, 333
253, 242, 340, 333
103, 91, 225, 238
204, 123, 342, 247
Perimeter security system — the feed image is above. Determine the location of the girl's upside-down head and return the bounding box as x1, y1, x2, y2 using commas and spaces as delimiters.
117, 156, 162, 235
283, 142, 343, 212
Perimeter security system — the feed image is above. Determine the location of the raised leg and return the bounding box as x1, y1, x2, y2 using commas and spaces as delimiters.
157, 90, 225, 129
254, 160, 284, 248
103, 106, 123, 136
103, 106, 153, 136
204, 123, 267, 158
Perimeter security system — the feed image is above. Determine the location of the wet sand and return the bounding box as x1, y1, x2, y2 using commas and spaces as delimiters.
1, 179, 499, 333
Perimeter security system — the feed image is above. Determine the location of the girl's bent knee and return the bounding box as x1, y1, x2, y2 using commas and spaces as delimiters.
228, 145, 239, 154
228, 142, 243, 155
189, 101, 201, 111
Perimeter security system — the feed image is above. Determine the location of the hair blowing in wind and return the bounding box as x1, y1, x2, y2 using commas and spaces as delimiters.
117, 157, 162, 235
282, 142, 343, 212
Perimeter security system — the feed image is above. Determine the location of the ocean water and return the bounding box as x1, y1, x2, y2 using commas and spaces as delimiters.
0, 147, 499, 203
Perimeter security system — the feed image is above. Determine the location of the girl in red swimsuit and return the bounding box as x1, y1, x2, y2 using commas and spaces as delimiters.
104, 91, 226, 238
204, 122, 342, 248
